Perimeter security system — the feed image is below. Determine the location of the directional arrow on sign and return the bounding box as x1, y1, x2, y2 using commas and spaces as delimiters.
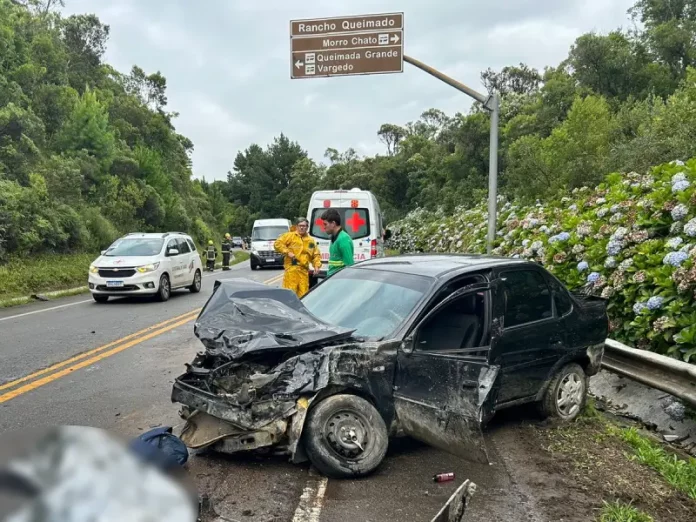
295, 60, 304, 69
391, 34, 400, 44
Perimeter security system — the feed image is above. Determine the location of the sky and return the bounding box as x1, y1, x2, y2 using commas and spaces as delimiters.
62, 0, 638, 181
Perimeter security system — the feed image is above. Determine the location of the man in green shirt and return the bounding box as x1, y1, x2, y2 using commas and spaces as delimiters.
321, 208, 354, 277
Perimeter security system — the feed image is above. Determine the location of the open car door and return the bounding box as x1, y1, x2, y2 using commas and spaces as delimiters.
393, 284, 500, 464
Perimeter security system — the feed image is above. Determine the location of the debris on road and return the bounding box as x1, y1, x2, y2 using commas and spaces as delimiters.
433, 472, 455, 483
429, 480, 476, 522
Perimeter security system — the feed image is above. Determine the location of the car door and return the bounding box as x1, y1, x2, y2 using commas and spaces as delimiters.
393, 284, 500, 464
176, 238, 195, 286
164, 238, 182, 287
489, 268, 562, 404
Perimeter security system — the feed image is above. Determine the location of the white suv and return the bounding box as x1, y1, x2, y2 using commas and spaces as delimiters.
88, 232, 203, 303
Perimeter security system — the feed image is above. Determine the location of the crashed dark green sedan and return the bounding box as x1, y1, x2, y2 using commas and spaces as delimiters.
171, 254, 608, 478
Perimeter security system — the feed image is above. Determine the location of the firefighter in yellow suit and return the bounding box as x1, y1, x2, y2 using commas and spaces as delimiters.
274, 218, 321, 298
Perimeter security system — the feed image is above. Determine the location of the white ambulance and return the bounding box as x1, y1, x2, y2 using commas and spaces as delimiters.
306, 188, 386, 278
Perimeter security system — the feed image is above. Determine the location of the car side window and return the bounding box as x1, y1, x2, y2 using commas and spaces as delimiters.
186, 239, 196, 252
177, 238, 191, 254
415, 291, 489, 355
166, 239, 178, 255
500, 270, 552, 328
553, 284, 573, 317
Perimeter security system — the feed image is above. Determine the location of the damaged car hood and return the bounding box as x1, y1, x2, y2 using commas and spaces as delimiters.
193, 278, 356, 359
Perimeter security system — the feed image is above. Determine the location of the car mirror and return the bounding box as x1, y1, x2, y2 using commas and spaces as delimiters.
400, 335, 414, 355
167, 248, 179, 256
100, 250, 106, 255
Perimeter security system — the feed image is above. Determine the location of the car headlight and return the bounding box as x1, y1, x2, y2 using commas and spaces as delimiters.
89, 265, 98, 274
136, 262, 160, 273
251, 250, 259, 256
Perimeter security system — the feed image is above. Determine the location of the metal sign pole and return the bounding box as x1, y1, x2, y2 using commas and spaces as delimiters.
402, 55, 499, 254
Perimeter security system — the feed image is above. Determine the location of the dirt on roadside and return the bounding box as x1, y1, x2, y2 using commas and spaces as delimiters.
491, 411, 696, 522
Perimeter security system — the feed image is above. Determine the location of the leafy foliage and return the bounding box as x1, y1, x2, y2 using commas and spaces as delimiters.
0, 0, 230, 263
388, 158, 696, 362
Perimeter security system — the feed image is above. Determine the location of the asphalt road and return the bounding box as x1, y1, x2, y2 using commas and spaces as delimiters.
0, 260, 550, 522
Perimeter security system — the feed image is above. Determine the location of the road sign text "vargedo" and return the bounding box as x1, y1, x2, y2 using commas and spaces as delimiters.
289, 13, 404, 79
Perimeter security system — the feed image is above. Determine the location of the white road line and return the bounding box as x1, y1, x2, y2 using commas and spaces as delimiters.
291, 475, 328, 522
0, 300, 93, 323
0, 264, 270, 323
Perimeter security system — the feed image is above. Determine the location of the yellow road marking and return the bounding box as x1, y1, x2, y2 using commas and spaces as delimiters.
0, 271, 285, 403
0, 309, 201, 392
0, 313, 197, 404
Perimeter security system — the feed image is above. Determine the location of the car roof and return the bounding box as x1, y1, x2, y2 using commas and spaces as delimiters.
355, 253, 532, 278
122, 232, 190, 239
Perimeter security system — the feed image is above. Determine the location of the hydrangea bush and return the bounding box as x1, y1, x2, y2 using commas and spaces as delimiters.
387, 160, 696, 363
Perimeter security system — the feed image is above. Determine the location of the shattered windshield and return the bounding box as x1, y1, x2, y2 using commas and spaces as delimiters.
302, 268, 432, 339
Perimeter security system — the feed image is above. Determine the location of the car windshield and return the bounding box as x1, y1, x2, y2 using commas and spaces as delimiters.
252, 226, 287, 241
302, 268, 432, 340
104, 238, 163, 257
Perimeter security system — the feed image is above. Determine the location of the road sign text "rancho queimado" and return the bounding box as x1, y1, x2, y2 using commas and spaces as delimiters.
289, 13, 404, 79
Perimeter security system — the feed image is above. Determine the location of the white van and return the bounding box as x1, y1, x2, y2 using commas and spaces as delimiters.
249, 218, 291, 270
306, 188, 386, 278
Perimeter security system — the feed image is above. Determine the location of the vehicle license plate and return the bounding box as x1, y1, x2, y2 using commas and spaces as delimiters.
106, 281, 124, 288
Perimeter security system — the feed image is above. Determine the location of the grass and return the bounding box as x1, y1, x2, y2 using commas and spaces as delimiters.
385, 248, 400, 257
598, 501, 654, 522
614, 426, 696, 499
0, 253, 94, 301
0, 250, 251, 306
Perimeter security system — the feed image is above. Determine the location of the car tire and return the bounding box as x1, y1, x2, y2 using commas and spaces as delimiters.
302, 394, 388, 479
189, 270, 202, 293
93, 294, 109, 303
157, 274, 171, 302
539, 362, 588, 422
250, 261, 258, 271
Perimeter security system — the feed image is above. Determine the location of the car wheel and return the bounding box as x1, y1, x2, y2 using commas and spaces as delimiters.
539, 363, 588, 421
93, 294, 109, 303
302, 394, 388, 479
250, 261, 258, 271
189, 270, 202, 293
157, 274, 171, 302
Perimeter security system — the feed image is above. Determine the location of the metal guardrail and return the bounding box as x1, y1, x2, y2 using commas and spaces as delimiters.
603, 339, 696, 408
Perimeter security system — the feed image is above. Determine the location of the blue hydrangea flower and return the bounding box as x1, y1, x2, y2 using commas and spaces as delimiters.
597, 208, 609, 218
530, 218, 539, 226
512, 254, 520, 259
605, 257, 617, 269
633, 302, 648, 315
672, 172, 688, 184
540, 225, 550, 234
672, 180, 690, 193
647, 296, 664, 310
597, 198, 607, 205
684, 218, 696, 238
613, 227, 629, 240
671, 160, 685, 167
522, 239, 531, 247
667, 237, 684, 250
531, 240, 543, 251
577, 261, 589, 271
672, 204, 689, 221
664, 251, 688, 267
569, 204, 577, 212
607, 240, 624, 256
549, 232, 570, 243
587, 272, 601, 283
610, 204, 620, 214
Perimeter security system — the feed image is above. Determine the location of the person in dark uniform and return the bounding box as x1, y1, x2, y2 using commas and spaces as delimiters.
206, 240, 217, 271
221, 233, 232, 271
